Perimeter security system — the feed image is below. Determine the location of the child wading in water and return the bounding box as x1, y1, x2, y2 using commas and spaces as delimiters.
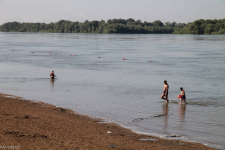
180, 87, 188, 104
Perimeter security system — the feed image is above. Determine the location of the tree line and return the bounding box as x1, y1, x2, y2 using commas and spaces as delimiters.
173, 19, 225, 34
0, 18, 224, 34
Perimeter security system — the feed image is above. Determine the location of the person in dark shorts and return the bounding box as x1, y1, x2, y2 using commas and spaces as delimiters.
180, 87, 187, 104
161, 80, 169, 102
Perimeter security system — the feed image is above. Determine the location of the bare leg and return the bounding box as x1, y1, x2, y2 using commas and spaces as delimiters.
180, 98, 182, 104
165, 94, 169, 103
161, 94, 166, 100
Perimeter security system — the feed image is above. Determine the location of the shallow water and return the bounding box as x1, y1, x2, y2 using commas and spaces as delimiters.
0, 33, 225, 149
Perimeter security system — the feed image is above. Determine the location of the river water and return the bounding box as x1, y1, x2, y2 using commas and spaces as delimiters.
0, 32, 225, 149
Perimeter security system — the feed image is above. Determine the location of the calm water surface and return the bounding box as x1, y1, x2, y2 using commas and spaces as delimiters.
0, 33, 225, 149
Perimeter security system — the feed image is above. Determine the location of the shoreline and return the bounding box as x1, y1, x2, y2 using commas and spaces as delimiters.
0, 93, 217, 149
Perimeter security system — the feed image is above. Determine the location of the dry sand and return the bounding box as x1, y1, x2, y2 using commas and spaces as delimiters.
0, 93, 217, 150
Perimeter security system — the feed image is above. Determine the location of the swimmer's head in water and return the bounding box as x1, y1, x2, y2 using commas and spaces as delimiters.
164, 80, 167, 84
180, 87, 183, 90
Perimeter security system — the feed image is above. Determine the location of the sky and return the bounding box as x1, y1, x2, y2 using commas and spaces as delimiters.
0, 0, 224, 25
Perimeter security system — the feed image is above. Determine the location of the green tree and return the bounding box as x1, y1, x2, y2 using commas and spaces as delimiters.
205, 24, 213, 34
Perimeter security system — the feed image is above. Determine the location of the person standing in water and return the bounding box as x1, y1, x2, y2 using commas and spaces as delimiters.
161, 80, 169, 102
50, 70, 56, 79
180, 87, 187, 104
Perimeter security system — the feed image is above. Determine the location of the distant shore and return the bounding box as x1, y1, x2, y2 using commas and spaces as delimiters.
0, 93, 217, 149
0, 18, 224, 34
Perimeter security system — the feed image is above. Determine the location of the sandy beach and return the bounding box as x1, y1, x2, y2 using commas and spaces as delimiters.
0, 93, 217, 150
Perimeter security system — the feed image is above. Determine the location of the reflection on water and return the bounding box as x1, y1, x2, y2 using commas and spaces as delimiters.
50, 79, 55, 91
178, 104, 186, 122
162, 103, 169, 130
178, 104, 186, 129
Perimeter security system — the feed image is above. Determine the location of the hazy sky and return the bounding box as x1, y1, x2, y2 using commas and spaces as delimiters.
0, 0, 224, 25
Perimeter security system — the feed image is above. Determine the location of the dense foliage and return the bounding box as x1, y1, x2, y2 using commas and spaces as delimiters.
0, 18, 224, 34
173, 19, 225, 34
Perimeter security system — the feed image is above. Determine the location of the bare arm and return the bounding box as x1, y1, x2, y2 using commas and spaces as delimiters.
181, 91, 184, 96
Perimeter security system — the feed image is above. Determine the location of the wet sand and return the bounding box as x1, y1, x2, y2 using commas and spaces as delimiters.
0, 93, 217, 150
